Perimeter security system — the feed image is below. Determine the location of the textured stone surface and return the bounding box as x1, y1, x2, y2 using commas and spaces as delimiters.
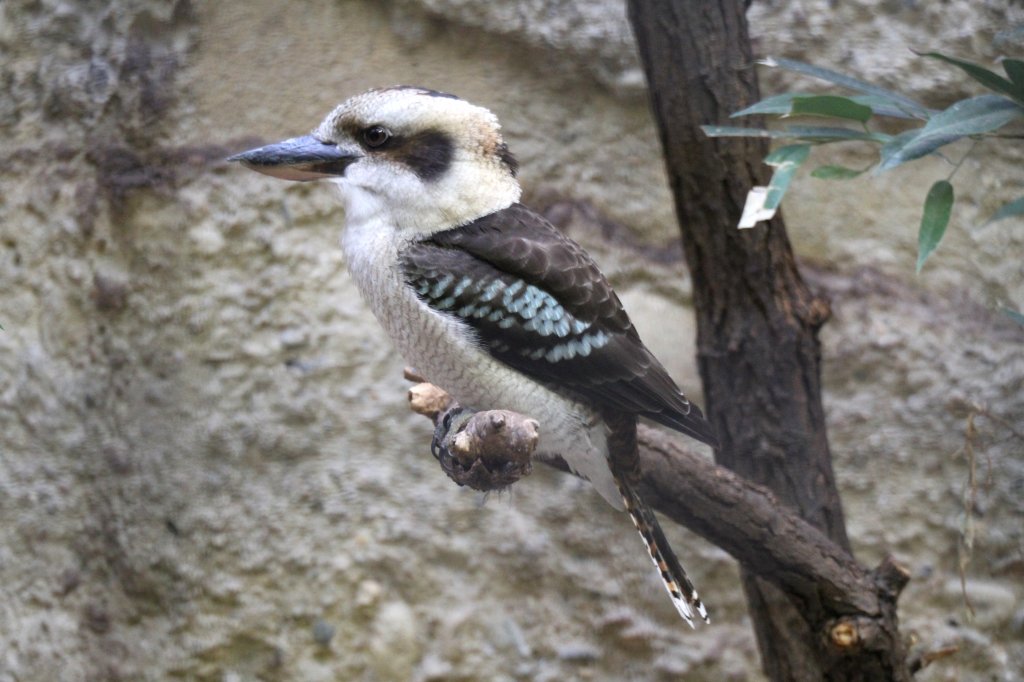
0, 1, 1021, 681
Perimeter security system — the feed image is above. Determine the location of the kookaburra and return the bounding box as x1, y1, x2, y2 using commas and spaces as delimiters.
229, 86, 718, 626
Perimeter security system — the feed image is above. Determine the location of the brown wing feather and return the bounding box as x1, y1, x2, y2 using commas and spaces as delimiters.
400, 203, 718, 447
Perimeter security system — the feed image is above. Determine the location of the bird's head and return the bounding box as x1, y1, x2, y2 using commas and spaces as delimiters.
229, 86, 521, 232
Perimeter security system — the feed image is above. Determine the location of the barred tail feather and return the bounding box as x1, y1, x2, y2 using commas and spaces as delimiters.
618, 481, 709, 627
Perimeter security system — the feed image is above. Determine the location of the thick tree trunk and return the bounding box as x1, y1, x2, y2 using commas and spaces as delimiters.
626, 1, 909, 679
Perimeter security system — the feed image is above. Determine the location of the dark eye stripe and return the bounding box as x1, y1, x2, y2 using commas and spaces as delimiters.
390, 130, 454, 182
352, 126, 455, 182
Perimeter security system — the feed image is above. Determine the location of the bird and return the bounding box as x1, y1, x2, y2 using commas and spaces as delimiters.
229, 86, 718, 626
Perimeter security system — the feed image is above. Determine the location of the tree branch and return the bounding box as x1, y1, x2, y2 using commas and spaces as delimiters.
635, 425, 884, 617
406, 375, 909, 665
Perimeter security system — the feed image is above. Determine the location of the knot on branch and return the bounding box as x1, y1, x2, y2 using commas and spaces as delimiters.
825, 615, 889, 657
871, 555, 911, 600
405, 370, 537, 492
829, 618, 862, 649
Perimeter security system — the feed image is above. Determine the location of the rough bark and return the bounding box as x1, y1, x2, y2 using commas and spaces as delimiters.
625, 0, 911, 679
638, 427, 911, 682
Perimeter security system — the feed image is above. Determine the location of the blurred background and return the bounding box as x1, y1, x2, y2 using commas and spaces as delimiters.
0, 1, 1021, 680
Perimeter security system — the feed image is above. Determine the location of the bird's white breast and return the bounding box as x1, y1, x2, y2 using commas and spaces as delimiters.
338, 211, 623, 509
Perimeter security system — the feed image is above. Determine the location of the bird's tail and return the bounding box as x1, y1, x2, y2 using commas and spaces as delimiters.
618, 480, 709, 628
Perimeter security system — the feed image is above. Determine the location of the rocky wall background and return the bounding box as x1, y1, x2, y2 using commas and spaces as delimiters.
0, 1, 1021, 680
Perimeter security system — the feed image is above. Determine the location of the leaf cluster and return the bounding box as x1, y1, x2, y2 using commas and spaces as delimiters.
703, 54, 1024, 276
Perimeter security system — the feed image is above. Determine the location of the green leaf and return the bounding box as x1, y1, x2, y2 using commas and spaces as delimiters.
918, 51, 1024, 104
702, 124, 887, 143
702, 125, 778, 138
732, 94, 805, 118
1001, 306, 1024, 326
1004, 59, 1024, 90
764, 143, 812, 165
732, 94, 801, 117
760, 56, 933, 119
878, 130, 920, 169
878, 95, 1024, 171
983, 196, 1024, 226
848, 95, 922, 120
763, 144, 811, 211
811, 165, 866, 180
917, 180, 954, 273
733, 93, 917, 119
785, 126, 887, 142
789, 95, 874, 123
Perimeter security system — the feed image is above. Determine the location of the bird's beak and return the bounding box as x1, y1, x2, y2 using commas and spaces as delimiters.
227, 135, 361, 182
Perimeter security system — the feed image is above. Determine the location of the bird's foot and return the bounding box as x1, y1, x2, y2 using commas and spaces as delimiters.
427, 402, 538, 492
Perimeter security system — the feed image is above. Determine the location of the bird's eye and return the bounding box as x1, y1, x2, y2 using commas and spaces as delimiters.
362, 125, 391, 148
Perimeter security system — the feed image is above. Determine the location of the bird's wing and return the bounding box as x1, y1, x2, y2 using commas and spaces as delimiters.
398, 203, 718, 447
